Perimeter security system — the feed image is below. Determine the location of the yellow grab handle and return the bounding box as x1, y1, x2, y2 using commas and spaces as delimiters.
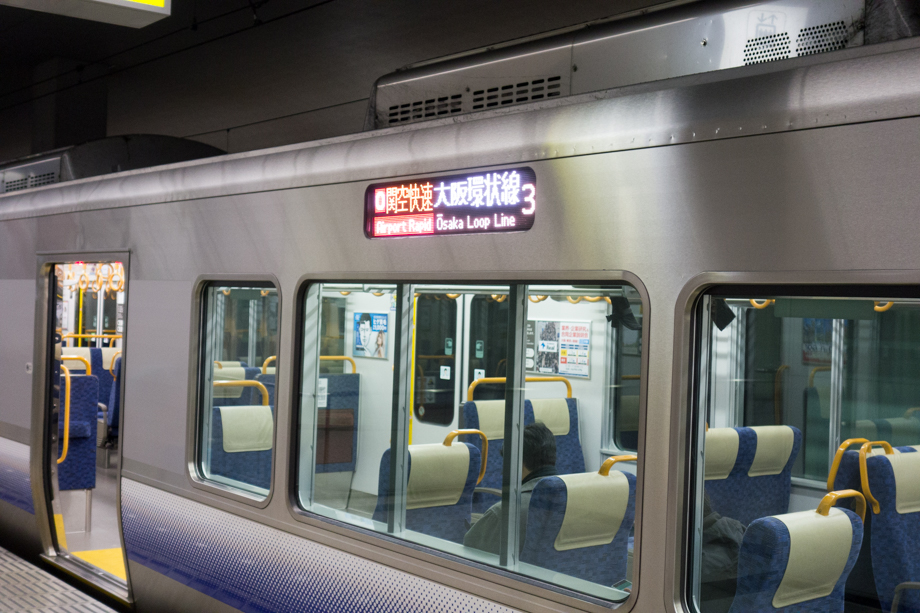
827, 438, 870, 492
874, 301, 893, 312
109, 351, 122, 378
599, 455, 638, 476
467, 376, 572, 401
860, 440, 895, 514
443, 429, 488, 485
320, 355, 357, 374
749, 299, 775, 309
61, 355, 91, 375
214, 361, 223, 369
262, 356, 277, 374
213, 380, 270, 406
809, 366, 831, 387
817, 489, 867, 522
58, 366, 72, 465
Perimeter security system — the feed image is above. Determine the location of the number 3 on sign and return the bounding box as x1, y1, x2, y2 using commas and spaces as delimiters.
521, 184, 536, 214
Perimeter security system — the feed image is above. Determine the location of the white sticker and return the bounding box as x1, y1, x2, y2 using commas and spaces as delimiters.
317, 378, 328, 408
440, 365, 451, 380
473, 368, 485, 381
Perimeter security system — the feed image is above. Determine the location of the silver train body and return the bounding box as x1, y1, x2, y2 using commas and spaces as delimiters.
1, 7, 920, 612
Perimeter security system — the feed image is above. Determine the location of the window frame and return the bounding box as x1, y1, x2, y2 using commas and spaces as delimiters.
288, 272, 650, 613
679, 276, 920, 613
186, 274, 281, 508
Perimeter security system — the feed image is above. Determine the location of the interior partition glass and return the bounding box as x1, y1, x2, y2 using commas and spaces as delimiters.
198, 284, 279, 499
297, 282, 641, 604
691, 290, 920, 613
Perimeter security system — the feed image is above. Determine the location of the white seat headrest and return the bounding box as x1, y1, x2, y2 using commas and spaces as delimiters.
218, 405, 273, 453
472, 400, 506, 440
771, 508, 853, 607
406, 444, 470, 509
705, 428, 739, 481
554, 471, 630, 551
882, 451, 920, 514
530, 398, 571, 436
748, 426, 795, 477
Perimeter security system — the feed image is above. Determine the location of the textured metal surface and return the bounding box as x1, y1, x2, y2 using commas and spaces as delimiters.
0, 436, 33, 513
0, 545, 115, 612
121, 478, 515, 613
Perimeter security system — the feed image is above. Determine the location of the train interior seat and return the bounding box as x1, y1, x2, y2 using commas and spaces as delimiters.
213, 366, 256, 406
106, 357, 122, 438
526, 398, 585, 475
859, 444, 920, 613
461, 399, 507, 514
728, 492, 864, 613
803, 384, 830, 478
852, 417, 920, 448
314, 372, 360, 509
520, 467, 635, 586
617, 394, 640, 453
209, 404, 274, 490
704, 426, 802, 525
373, 441, 481, 544
58, 372, 99, 492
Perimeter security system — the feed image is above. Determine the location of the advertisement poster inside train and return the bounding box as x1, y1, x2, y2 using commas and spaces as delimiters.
525, 320, 591, 378
802, 317, 832, 364
353, 312, 388, 359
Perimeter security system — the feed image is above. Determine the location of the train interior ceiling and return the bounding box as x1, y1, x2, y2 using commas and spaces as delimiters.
53, 262, 128, 584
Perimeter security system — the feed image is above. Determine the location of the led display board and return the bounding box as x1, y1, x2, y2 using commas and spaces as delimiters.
365, 167, 536, 238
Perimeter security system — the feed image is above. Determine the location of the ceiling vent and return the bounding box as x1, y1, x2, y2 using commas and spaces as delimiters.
370, 0, 865, 129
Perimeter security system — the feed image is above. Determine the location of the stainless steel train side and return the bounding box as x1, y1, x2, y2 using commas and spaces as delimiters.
1, 35, 920, 613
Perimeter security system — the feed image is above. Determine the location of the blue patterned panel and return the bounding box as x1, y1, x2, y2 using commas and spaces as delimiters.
121, 479, 514, 613
460, 401, 513, 514
58, 375, 98, 491
706, 427, 802, 526
866, 452, 920, 613
729, 509, 862, 613
255, 373, 276, 409
0, 437, 34, 514
372, 444, 480, 544
209, 406, 272, 490
524, 398, 586, 477
316, 374, 359, 474
521, 471, 635, 585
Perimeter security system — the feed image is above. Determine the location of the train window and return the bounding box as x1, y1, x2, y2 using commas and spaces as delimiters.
691, 291, 920, 613
197, 283, 279, 499
296, 281, 642, 603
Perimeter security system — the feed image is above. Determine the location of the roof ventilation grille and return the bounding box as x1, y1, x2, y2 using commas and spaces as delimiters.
2, 178, 28, 193
471, 76, 562, 111
743, 32, 791, 65
29, 172, 58, 188
796, 21, 848, 56
388, 93, 464, 125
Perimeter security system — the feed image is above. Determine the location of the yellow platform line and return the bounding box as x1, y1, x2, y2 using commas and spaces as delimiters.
71, 548, 127, 581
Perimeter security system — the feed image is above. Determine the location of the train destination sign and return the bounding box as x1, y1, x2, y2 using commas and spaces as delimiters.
365, 167, 536, 238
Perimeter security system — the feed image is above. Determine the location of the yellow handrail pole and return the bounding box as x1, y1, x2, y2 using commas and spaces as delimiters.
809, 366, 831, 387
443, 429, 488, 484
109, 351, 122, 378
213, 380, 270, 406
409, 295, 418, 445
467, 375, 573, 401
817, 489, 867, 522
61, 355, 92, 376
599, 454, 638, 476
262, 356, 277, 374
77, 288, 84, 347
61, 333, 122, 342
859, 440, 895, 514
827, 438, 870, 492
622, 374, 640, 380
319, 356, 357, 374
58, 366, 72, 464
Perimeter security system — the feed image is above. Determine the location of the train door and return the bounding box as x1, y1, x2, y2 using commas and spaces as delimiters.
40, 261, 129, 600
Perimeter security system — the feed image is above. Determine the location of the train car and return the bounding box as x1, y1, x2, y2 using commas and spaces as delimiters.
1, 1, 919, 612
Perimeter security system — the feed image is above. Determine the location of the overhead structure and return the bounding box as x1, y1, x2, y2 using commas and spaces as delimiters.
0, 0, 169, 28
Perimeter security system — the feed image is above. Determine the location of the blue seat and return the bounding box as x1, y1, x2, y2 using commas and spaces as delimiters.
521, 468, 635, 585
209, 404, 274, 490
729, 497, 863, 613
526, 398, 585, 476
461, 399, 509, 514
58, 373, 98, 492
372, 442, 481, 544
859, 444, 920, 613
462, 397, 585, 514
705, 426, 802, 526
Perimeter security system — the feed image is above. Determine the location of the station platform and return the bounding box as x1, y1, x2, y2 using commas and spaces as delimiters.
0, 545, 114, 612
